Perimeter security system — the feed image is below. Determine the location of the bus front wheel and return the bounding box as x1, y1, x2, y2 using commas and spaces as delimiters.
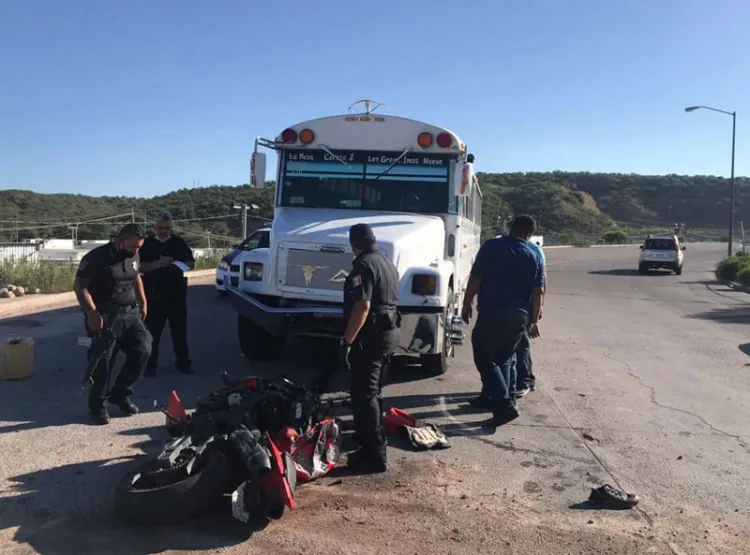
419, 288, 455, 377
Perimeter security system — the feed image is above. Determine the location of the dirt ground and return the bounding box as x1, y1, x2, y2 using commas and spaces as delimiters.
241, 457, 749, 555
2, 251, 750, 555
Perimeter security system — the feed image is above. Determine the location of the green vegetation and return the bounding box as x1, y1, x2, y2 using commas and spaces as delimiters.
0, 184, 276, 247
601, 230, 629, 244
0, 253, 231, 294
195, 249, 231, 270
716, 251, 750, 283
0, 171, 743, 246
2, 170, 741, 294
737, 265, 750, 287
0, 259, 78, 294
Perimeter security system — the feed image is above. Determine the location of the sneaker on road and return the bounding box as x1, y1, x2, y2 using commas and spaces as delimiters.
516, 387, 531, 398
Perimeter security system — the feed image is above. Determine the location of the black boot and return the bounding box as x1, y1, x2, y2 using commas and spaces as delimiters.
469, 393, 493, 409
110, 396, 139, 416
89, 406, 110, 425
346, 449, 387, 474
176, 359, 193, 375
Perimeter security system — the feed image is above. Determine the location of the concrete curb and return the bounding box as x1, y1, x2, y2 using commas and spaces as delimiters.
0, 269, 217, 320
718, 279, 750, 294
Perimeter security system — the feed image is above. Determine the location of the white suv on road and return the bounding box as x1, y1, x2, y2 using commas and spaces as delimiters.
638, 234, 686, 275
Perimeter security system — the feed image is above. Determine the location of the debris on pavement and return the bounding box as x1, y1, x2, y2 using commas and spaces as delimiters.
588, 484, 640, 510
384, 407, 451, 450
582, 432, 600, 443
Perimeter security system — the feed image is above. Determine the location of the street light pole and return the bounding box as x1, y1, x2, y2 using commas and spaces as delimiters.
730, 111, 736, 257
685, 105, 737, 256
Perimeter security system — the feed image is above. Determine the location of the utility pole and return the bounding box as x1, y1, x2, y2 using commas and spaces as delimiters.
234, 203, 249, 239
207, 230, 212, 249
131, 207, 135, 223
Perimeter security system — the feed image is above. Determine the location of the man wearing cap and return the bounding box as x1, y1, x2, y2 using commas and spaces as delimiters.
138, 212, 196, 375
73, 223, 152, 425
340, 223, 400, 473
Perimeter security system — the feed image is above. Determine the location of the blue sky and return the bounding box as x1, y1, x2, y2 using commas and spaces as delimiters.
1, 0, 748, 197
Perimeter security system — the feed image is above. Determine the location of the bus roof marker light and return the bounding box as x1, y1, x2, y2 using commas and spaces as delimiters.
299, 128, 315, 145
281, 128, 297, 143
437, 132, 452, 148
417, 132, 433, 148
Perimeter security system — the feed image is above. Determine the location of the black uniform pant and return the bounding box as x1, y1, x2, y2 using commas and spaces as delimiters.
145, 280, 189, 369
86, 305, 152, 410
349, 326, 399, 462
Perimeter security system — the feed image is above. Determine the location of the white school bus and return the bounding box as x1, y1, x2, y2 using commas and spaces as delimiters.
227, 101, 482, 375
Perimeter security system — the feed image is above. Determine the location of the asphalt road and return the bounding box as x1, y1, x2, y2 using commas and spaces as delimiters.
1, 243, 749, 554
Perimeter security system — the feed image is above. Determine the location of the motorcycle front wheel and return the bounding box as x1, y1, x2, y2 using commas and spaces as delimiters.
114, 448, 230, 525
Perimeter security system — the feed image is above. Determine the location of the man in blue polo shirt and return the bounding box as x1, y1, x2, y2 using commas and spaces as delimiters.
461, 215, 544, 428
515, 238, 546, 396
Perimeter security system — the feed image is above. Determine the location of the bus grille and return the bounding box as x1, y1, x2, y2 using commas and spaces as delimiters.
282, 248, 353, 292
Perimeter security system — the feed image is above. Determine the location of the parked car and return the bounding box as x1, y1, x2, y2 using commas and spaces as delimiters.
216, 228, 271, 295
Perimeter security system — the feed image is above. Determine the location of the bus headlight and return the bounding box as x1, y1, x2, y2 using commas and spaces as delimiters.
244, 262, 263, 281
411, 274, 437, 295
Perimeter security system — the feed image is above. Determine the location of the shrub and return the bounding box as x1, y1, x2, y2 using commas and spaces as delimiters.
601, 230, 628, 244
194, 249, 231, 270
738, 266, 750, 286
715, 253, 750, 282
0, 258, 78, 294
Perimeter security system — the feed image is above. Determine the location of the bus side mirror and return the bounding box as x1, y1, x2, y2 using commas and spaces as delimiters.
251, 152, 267, 189
454, 162, 474, 197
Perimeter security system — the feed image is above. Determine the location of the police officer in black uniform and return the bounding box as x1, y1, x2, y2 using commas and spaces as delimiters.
138, 212, 195, 375
73, 223, 153, 425
339, 224, 400, 473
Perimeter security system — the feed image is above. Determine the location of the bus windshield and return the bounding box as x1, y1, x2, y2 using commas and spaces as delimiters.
278, 149, 454, 214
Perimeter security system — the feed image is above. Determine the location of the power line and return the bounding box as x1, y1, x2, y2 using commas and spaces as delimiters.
0, 211, 250, 233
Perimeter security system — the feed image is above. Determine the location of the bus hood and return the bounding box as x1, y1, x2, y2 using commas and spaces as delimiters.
272, 208, 446, 267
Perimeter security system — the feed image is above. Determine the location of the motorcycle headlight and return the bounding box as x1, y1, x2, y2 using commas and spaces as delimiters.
244, 262, 263, 281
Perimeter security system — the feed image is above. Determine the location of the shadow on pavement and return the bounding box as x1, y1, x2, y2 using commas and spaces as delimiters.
587, 269, 671, 277
0, 285, 440, 433
0, 456, 259, 555
686, 306, 750, 325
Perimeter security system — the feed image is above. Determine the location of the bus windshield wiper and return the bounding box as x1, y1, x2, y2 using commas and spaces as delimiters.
319, 145, 351, 167
370, 149, 409, 182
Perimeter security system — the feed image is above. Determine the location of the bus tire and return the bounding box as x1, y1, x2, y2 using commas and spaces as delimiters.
420, 288, 455, 376
237, 314, 285, 361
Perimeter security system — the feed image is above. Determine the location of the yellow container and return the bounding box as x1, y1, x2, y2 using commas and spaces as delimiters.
0, 337, 35, 380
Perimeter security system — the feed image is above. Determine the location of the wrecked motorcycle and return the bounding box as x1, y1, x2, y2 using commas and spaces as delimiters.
114, 373, 342, 525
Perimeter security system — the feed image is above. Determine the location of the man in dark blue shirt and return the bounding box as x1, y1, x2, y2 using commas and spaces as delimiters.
461, 215, 544, 428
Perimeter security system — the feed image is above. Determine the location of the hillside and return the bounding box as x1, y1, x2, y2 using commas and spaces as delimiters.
0, 172, 746, 245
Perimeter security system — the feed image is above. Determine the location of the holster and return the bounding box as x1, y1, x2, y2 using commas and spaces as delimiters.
372, 309, 401, 332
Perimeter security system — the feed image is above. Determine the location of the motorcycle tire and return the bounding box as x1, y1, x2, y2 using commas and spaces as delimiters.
114, 448, 230, 526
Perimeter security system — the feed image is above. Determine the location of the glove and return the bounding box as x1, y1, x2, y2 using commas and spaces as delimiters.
338, 338, 352, 370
